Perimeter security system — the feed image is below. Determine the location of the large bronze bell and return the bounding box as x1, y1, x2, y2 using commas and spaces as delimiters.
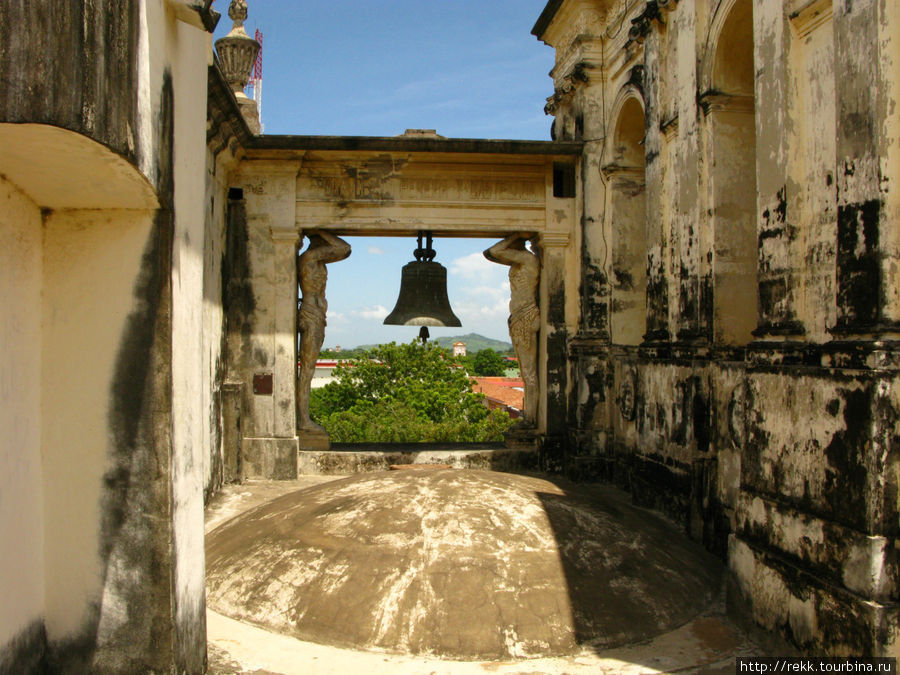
384, 232, 462, 327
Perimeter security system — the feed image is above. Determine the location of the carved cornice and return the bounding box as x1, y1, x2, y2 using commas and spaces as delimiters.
270, 227, 300, 242
207, 62, 253, 158
171, 0, 221, 32
698, 91, 754, 116
788, 0, 833, 39
532, 0, 565, 39
600, 164, 645, 182
540, 232, 571, 249
568, 333, 611, 356
545, 60, 595, 115
660, 114, 679, 138
624, 0, 678, 49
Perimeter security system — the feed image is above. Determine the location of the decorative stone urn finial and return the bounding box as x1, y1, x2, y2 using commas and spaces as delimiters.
228, 0, 248, 28
216, 0, 260, 95
215, 0, 261, 132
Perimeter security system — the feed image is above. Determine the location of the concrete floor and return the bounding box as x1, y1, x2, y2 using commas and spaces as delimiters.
205, 472, 767, 674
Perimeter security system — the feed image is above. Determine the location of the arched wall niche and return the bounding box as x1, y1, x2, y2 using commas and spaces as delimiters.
712, 0, 754, 95
703, 0, 757, 345
701, 0, 754, 96
605, 90, 647, 346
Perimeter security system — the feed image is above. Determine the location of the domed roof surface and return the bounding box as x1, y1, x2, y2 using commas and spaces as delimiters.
206, 470, 722, 660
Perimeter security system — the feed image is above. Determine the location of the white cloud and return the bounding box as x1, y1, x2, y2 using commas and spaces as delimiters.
454, 294, 509, 321
353, 305, 389, 321
326, 310, 348, 324
464, 282, 509, 301
450, 251, 500, 281
367, 245, 385, 255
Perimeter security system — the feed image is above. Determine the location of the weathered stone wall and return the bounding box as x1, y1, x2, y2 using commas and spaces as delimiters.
168, 16, 214, 672
0, 0, 143, 172
202, 141, 233, 500
41, 207, 170, 672
227, 161, 300, 479
536, 0, 900, 656
0, 2, 215, 672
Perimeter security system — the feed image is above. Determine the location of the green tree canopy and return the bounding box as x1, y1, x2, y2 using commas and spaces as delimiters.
310, 341, 511, 443
470, 348, 507, 376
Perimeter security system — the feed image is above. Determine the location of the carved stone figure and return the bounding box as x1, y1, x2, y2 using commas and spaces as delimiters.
484, 233, 541, 427
297, 231, 351, 433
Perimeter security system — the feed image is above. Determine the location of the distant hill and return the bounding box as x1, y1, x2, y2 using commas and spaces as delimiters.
351, 333, 512, 354
432, 333, 512, 353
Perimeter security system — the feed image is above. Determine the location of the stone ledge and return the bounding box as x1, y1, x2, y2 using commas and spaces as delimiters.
298, 446, 539, 475
727, 535, 900, 656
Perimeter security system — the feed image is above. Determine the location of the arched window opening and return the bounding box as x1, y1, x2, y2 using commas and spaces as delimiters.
706, 0, 756, 345
607, 95, 648, 346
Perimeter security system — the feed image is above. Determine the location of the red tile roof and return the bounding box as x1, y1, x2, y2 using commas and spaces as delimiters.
471, 377, 525, 415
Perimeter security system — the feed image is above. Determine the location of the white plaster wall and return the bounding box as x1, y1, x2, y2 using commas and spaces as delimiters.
41, 209, 155, 640
0, 176, 45, 648
167, 10, 212, 663
202, 149, 229, 497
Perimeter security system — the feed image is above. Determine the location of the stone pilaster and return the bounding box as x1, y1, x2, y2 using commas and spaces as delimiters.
642, 22, 669, 343
752, 1, 803, 338
670, 7, 703, 343
581, 138, 610, 338
832, 0, 900, 337
270, 227, 299, 437
539, 231, 570, 471
578, 61, 610, 339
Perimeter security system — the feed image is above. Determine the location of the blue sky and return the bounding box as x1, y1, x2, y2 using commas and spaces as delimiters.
214, 1, 555, 348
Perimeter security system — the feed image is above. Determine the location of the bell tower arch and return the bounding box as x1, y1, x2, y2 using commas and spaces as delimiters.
223, 137, 581, 475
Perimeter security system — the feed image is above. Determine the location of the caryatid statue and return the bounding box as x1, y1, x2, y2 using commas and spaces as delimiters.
297, 230, 351, 432
484, 233, 541, 428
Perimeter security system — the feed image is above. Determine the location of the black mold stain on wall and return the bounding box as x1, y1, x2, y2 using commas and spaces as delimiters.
836, 198, 881, 328
580, 364, 608, 431
205, 354, 226, 504
47, 72, 176, 674
645, 257, 669, 340
823, 387, 873, 533
0, 0, 141, 166
203, 184, 228, 503
757, 186, 801, 330
223, 191, 256, 370
699, 273, 713, 340
581, 259, 608, 335
0, 619, 47, 675
543, 272, 569, 472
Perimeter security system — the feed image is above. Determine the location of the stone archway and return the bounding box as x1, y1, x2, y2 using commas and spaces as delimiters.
222, 138, 581, 477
